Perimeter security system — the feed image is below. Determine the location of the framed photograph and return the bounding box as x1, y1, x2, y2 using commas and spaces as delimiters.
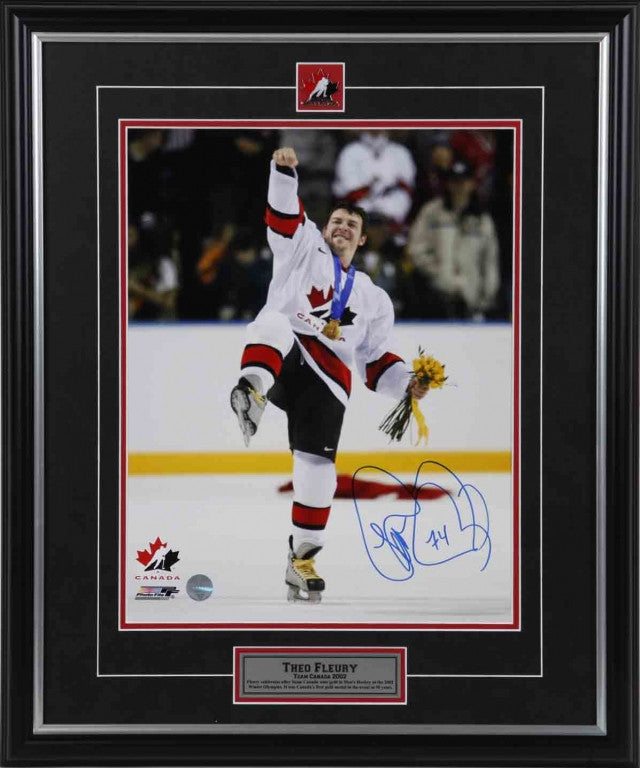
2, 2, 638, 766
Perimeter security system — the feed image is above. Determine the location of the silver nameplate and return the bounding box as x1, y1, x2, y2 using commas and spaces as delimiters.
234, 647, 406, 704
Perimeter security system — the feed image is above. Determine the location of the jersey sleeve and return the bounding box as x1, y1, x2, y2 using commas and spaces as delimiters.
265, 160, 320, 271
265, 161, 302, 226
355, 286, 412, 400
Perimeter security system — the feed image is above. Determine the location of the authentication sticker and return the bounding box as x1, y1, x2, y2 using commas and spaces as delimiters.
233, 647, 406, 704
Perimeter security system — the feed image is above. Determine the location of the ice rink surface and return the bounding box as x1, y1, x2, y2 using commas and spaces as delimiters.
125, 471, 515, 627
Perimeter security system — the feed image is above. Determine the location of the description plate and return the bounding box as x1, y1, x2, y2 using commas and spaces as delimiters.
233, 647, 406, 704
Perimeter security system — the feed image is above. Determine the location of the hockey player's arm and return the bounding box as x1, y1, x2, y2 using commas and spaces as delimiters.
265, 153, 303, 238
265, 148, 319, 265
356, 288, 413, 401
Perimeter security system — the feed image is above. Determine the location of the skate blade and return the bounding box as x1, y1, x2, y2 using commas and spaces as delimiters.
287, 585, 322, 604
230, 389, 255, 447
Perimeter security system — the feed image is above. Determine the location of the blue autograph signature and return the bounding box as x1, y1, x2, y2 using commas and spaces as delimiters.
352, 461, 491, 581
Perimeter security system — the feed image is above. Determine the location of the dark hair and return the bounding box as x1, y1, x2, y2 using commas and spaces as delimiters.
326, 202, 368, 235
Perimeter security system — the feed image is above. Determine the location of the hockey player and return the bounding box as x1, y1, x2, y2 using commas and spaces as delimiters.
308, 75, 329, 100
230, 146, 429, 603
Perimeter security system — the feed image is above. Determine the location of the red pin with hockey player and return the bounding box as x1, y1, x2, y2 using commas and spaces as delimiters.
296, 63, 345, 112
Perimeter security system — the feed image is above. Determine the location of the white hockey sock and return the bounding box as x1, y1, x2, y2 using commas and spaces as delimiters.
290, 450, 337, 553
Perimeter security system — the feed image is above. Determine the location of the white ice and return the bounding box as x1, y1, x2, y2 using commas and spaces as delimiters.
125, 472, 514, 628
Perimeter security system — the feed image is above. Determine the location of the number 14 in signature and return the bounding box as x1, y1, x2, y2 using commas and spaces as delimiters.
352, 460, 492, 582
426, 525, 450, 551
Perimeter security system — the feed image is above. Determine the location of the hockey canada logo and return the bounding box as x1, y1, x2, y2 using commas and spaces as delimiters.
307, 285, 356, 327
296, 63, 345, 112
136, 536, 180, 572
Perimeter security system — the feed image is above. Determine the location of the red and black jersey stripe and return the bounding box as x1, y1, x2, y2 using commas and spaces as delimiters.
292, 501, 331, 530
264, 200, 305, 238
241, 343, 283, 379
365, 352, 404, 391
342, 185, 370, 204
295, 333, 351, 397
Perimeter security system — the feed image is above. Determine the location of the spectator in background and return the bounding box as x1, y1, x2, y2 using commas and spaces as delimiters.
128, 129, 168, 265
212, 228, 272, 321
406, 159, 500, 320
449, 129, 497, 203
128, 129, 165, 224
422, 141, 454, 201
333, 130, 415, 228
128, 223, 179, 320
333, 130, 416, 306
127, 129, 180, 320
179, 130, 277, 319
408, 130, 454, 211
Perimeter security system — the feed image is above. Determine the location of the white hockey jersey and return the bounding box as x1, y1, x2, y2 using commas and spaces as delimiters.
332, 134, 416, 224
262, 161, 412, 406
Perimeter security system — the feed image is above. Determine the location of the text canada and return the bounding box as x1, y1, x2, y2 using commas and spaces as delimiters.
134, 574, 180, 581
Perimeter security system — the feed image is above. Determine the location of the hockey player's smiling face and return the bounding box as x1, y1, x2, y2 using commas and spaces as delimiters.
322, 209, 367, 264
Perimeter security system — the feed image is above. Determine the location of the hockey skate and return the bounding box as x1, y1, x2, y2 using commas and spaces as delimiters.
285, 536, 325, 603
230, 377, 267, 447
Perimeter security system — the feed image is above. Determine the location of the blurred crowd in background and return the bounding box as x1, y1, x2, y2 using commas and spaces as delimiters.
128, 128, 514, 323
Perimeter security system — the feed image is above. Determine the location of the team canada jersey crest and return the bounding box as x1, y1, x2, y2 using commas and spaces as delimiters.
296, 63, 345, 112
306, 285, 356, 327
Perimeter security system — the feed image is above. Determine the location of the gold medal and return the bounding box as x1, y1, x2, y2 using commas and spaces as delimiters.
322, 318, 341, 340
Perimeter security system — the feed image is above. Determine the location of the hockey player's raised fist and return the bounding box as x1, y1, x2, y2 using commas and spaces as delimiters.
273, 147, 299, 168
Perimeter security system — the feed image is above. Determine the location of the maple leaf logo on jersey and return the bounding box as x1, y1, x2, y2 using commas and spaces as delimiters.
297, 63, 345, 112
307, 285, 333, 309
306, 285, 356, 327
136, 536, 180, 572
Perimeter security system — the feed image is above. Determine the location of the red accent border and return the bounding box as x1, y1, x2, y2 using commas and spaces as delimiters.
233, 646, 407, 704
119, 120, 128, 626
119, 119, 522, 632
122, 119, 518, 129
512, 121, 522, 630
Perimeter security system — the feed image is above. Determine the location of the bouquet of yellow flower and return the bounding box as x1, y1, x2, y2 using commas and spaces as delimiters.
379, 348, 447, 444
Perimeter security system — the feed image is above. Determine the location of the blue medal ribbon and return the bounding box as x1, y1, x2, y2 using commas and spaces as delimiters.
330, 253, 355, 322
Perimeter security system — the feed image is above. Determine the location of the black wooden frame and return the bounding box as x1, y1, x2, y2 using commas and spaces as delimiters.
1, 2, 638, 766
